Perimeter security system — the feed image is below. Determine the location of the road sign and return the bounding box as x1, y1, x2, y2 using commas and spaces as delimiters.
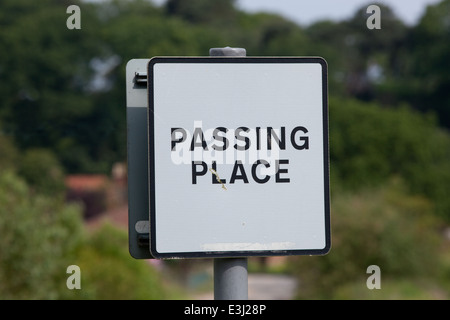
148, 57, 330, 258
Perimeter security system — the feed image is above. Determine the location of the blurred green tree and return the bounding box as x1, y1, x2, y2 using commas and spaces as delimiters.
406, 0, 450, 127
18, 148, 66, 196
165, 0, 237, 26
0, 0, 122, 173
0, 171, 83, 299
291, 180, 445, 299
74, 223, 172, 299
330, 97, 450, 220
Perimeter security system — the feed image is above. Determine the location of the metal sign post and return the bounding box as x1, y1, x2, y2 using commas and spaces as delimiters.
214, 257, 248, 300
210, 47, 248, 300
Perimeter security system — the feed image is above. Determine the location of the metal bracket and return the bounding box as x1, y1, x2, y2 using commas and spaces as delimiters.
134, 72, 147, 86
127, 59, 153, 259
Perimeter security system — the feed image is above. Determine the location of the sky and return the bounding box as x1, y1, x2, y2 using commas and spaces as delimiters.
235, 0, 442, 26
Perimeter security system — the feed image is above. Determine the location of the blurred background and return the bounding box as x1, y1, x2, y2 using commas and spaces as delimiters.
0, 0, 449, 299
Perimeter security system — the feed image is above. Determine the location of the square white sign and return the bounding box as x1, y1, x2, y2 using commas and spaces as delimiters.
148, 57, 330, 258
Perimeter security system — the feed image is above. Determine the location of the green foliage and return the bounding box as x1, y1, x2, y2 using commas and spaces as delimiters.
18, 148, 66, 196
0, 0, 116, 173
70, 224, 171, 300
165, 0, 237, 26
290, 180, 448, 299
377, 0, 450, 127
0, 171, 84, 299
0, 133, 20, 171
330, 97, 450, 220
0, 170, 174, 299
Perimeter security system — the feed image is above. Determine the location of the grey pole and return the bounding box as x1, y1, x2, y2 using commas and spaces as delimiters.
210, 46, 248, 300
209, 47, 246, 57
214, 258, 248, 300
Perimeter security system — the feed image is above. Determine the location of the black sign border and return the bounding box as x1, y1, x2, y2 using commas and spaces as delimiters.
148, 57, 330, 259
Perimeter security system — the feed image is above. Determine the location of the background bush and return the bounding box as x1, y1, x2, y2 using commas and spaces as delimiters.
0, 170, 174, 299
71, 224, 171, 300
330, 97, 450, 221
290, 179, 448, 299
0, 171, 83, 299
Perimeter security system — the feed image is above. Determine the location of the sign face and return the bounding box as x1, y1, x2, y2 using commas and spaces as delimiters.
148, 57, 330, 258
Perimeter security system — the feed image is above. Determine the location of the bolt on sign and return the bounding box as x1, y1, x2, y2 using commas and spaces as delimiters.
148, 57, 330, 259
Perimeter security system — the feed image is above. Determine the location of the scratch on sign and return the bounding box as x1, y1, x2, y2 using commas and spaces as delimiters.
209, 168, 227, 190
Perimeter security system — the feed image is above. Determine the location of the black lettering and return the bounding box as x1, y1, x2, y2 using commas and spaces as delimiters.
275, 159, 290, 183
230, 161, 249, 184
190, 127, 208, 151
192, 161, 207, 184
267, 127, 286, 150
234, 127, 250, 151
171, 128, 187, 151
290, 126, 309, 150
251, 160, 270, 184
211, 127, 229, 151
256, 127, 261, 150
